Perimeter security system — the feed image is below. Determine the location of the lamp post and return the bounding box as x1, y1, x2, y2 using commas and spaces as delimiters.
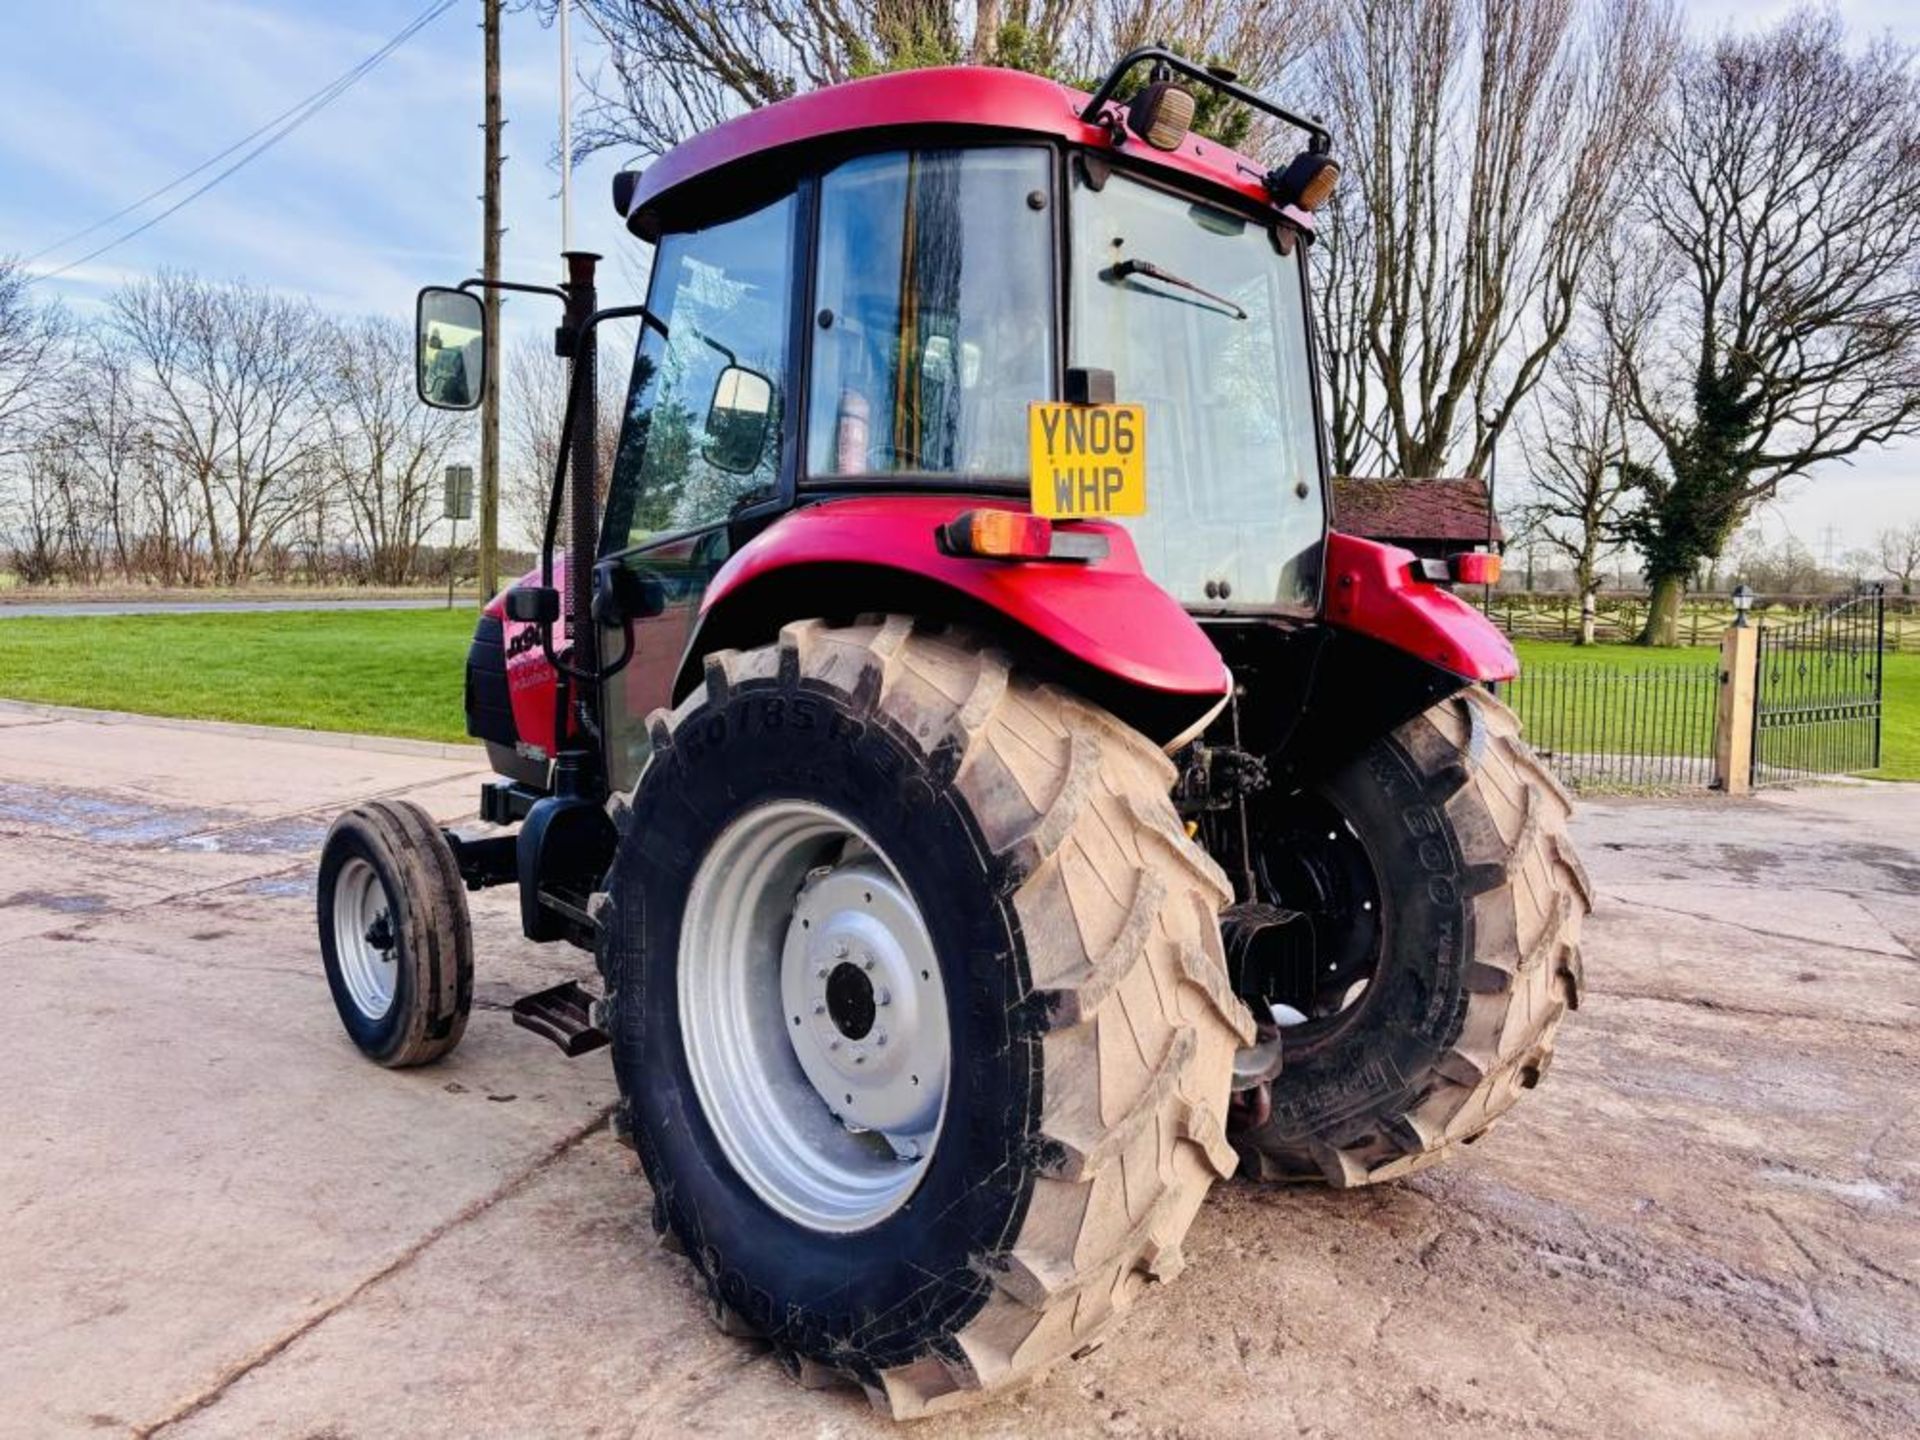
1732, 584, 1753, 628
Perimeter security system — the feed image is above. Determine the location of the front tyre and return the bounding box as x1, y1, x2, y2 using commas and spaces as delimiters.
317, 800, 473, 1067
598, 618, 1253, 1417
1234, 688, 1592, 1186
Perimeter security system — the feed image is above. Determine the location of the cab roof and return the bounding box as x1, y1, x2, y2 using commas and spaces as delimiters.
619, 66, 1279, 240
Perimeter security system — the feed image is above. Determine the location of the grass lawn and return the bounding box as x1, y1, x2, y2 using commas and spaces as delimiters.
1514, 638, 1918, 782
0, 609, 476, 744
0, 611, 1910, 781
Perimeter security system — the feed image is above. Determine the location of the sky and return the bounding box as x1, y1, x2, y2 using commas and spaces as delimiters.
0, 0, 1915, 556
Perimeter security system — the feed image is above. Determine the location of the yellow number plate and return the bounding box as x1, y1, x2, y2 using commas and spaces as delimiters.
1028, 403, 1146, 519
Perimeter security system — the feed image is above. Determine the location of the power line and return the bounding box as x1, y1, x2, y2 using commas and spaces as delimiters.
26, 0, 458, 286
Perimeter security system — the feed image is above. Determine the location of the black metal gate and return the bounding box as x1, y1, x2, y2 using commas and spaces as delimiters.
1752, 586, 1885, 785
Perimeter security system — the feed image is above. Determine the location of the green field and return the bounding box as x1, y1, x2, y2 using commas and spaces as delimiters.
0, 609, 476, 743
0, 612, 1911, 780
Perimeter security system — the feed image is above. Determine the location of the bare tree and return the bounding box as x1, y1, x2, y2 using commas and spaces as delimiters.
1312, 0, 1679, 481
317, 316, 465, 584
1878, 520, 1920, 596
2, 433, 105, 584
1516, 340, 1637, 643
1727, 526, 1826, 595
111, 272, 327, 585
54, 333, 155, 577
567, 0, 1318, 158
1605, 9, 1920, 644
504, 331, 623, 550
0, 257, 69, 458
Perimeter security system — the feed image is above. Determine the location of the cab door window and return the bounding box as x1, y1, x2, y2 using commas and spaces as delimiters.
599, 190, 796, 791
604, 192, 797, 552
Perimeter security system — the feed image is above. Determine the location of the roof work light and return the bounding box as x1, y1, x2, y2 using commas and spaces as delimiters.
1266, 151, 1341, 212
1127, 80, 1196, 150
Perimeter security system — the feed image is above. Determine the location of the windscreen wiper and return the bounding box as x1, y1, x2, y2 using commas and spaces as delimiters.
1102, 257, 1247, 321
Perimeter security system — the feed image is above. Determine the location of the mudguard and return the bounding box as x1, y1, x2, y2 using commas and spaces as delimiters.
693, 495, 1231, 703
1320, 531, 1518, 682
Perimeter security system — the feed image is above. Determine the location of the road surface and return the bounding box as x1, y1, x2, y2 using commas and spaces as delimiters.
1, 706, 1913, 1438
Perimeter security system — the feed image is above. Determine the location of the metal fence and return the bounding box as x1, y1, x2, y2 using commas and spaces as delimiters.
1496, 662, 1721, 791
1489, 590, 1920, 652
1752, 587, 1885, 786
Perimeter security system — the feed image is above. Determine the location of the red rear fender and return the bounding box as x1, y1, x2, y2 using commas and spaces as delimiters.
1320, 531, 1517, 681
692, 497, 1229, 732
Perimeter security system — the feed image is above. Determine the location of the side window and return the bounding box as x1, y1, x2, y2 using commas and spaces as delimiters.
807, 149, 1053, 479
606, 192, 796, 552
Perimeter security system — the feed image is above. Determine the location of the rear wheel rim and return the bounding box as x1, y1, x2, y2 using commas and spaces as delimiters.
679, 799, 950, 1234
1251, 795, 1385, 1053
332, 857, 397, 1020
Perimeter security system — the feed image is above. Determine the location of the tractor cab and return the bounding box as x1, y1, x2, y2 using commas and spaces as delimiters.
322, 49, 1582, 1421
470, 56, 1371, 799
603, 74, 1330, 619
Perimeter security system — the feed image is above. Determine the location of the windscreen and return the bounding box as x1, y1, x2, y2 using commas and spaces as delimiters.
1070, 165, 1324, 609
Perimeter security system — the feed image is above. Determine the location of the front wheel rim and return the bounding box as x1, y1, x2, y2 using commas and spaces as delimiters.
332, 856, 398, 1020
679, 800, 950, 1233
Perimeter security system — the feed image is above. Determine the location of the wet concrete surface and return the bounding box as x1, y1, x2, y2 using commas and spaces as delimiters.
0, 712, 1914, 1438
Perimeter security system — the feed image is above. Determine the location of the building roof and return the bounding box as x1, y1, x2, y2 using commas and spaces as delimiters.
1331, 477, 1504, 546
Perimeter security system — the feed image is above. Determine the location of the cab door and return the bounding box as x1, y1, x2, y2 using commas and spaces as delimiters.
595, 188, 801, 794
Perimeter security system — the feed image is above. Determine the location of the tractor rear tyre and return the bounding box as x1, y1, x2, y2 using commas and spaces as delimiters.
317, 800, 474, 1067
1234, 687, 1591, 1186
597, 617, 1253, 1417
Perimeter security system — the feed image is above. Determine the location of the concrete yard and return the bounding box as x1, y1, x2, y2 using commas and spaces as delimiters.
2, 704, 1915, 1439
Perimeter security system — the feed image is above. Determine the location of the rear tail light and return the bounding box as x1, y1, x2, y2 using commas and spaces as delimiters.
1449, 551, 1502, 586
1410, 551, 1503, 587
941, 511, 1110, 564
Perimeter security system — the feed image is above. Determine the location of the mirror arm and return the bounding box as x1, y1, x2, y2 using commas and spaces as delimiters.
590, 302, 669, 339
457, 277, 569, 305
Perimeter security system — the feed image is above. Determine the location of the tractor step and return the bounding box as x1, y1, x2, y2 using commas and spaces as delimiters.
510, 981, 610, 1057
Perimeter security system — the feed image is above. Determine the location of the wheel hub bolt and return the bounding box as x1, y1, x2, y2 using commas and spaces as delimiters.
875, 988, 892, 1006
812, 1002, 826, 1015
832, 940, 849, 959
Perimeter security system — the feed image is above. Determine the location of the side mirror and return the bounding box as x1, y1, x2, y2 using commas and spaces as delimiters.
416, 286, 486, 411
702, 364, 774, 474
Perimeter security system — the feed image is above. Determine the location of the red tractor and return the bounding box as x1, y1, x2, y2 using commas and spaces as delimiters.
319, 50, 1588, 1417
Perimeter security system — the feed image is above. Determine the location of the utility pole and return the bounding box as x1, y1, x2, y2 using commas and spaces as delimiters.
559, 0, 572, 253
478, 0, 504, 602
